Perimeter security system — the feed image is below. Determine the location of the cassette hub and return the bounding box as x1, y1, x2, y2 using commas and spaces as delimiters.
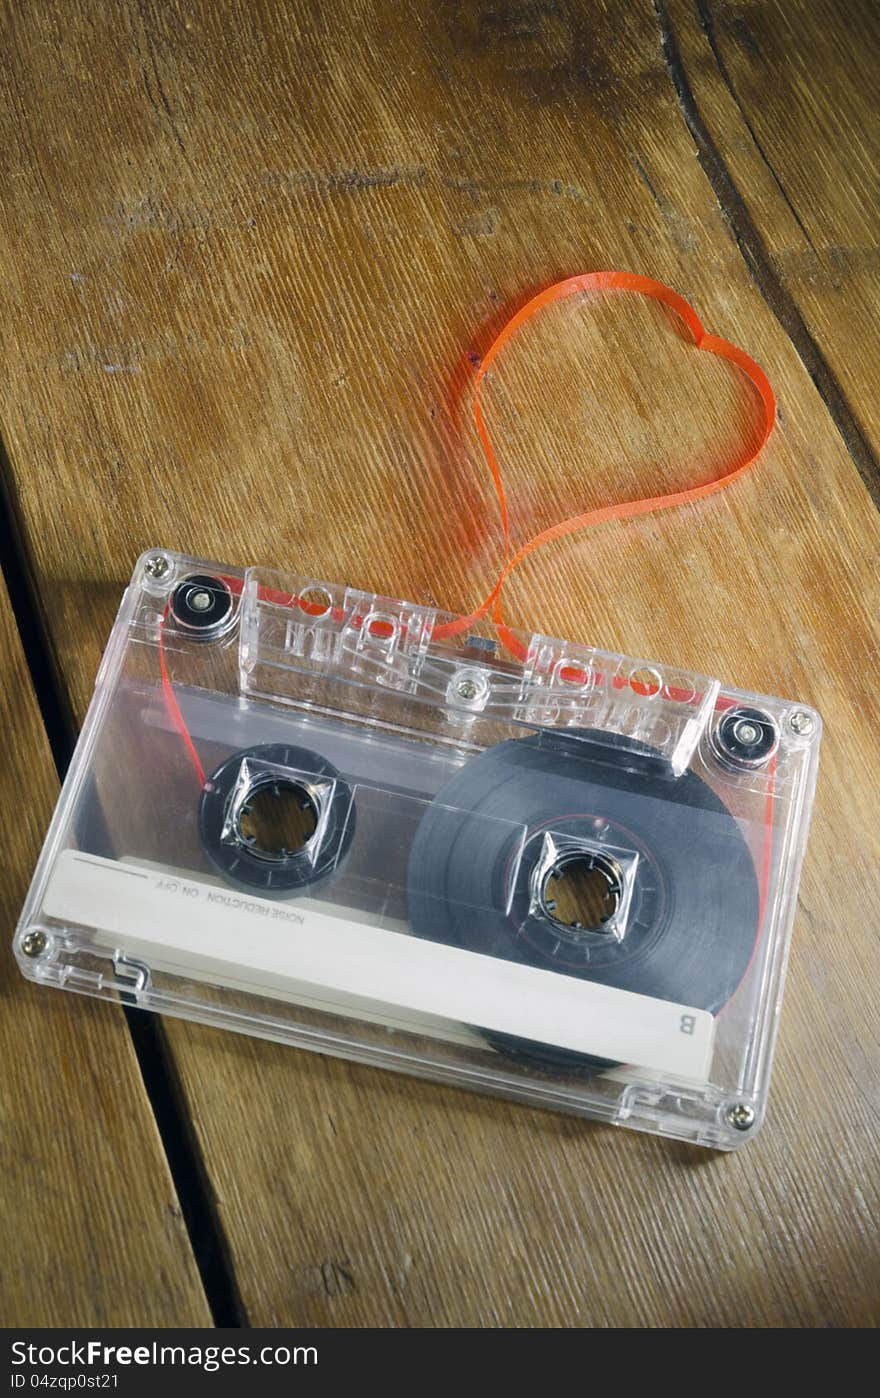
537, 850, 625, 940
234, 778, 319, 861
199, 742, 355, 893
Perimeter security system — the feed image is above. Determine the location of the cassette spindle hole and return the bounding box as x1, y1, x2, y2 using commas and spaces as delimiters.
540, 852, 623, 938
236, 779, 318, 859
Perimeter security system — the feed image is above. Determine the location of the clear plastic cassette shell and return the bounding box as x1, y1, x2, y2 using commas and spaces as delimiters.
15, 549, 821, 1149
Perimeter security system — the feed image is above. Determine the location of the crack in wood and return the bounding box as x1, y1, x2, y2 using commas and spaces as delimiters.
128, 1, 187, 156
0, 438, 245, 1328
653, 0, 880, 504
695, 0, 817, 254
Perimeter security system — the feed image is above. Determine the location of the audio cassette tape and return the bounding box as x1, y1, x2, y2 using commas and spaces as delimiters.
15, 548, 821, 1149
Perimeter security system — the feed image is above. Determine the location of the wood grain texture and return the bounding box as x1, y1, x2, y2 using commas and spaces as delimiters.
0, 0, 878, 1326
662, 0, 880, 498
0, 570, 209, 1326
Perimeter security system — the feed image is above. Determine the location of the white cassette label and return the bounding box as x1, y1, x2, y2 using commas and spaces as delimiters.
45, 851, 715, 1079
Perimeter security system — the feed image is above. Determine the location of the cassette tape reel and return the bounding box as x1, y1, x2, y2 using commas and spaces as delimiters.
199, 743, 356, 894
407, 728, 759, 1074
14, 551, 821, 1150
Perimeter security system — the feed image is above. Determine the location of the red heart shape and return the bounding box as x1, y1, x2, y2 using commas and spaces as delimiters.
435, 271, 775, 649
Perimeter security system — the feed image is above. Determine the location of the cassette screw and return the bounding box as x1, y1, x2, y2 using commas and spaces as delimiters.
726, 1102, 756, 1131
144, 553, 171, 580
21, 930, 48, 959
789, 710, 815, 737
457, 679, 478, 701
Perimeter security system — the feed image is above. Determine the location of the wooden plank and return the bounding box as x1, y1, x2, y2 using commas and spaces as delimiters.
661, 0, 880, 496
0, 565, 210, 1325
1, 0, 878, 1325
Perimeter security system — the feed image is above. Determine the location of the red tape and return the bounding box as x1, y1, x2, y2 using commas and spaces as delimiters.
433, 270, 776, 655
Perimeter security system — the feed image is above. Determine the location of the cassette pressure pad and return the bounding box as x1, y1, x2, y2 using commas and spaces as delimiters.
15, 550, 820, 1150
